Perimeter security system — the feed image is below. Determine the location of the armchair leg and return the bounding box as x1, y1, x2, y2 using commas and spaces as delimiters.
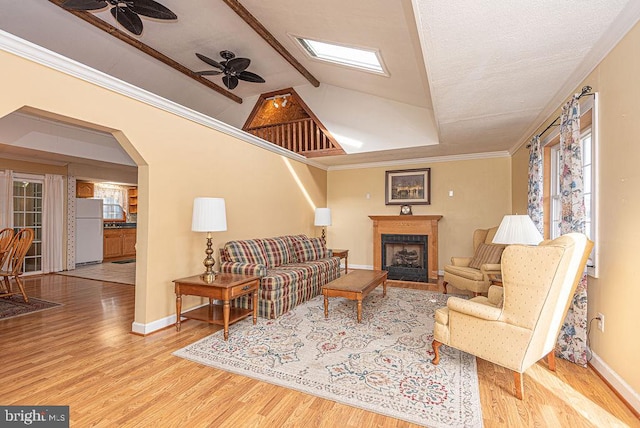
431, 340, 442, 365
513, 371, 524, 400
442, 281, 448, 294
547, 351, 556, 372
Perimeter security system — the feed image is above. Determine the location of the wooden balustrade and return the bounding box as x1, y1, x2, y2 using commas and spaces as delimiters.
247, 118, 343, 157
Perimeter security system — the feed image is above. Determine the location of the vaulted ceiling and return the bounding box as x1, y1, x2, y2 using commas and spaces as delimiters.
1, 1, 639, 170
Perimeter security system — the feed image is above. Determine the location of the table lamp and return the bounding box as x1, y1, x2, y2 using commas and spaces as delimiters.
492, 214, 543, 245
192, 197, 227, 282
314, 208, 332, 241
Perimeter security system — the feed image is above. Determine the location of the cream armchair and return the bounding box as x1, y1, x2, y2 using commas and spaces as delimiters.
432, 233, 593, 400
443, 226, 502, 295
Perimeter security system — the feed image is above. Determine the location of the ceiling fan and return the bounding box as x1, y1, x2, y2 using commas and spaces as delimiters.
61, 0, 177, 36
195, 51, 266, 90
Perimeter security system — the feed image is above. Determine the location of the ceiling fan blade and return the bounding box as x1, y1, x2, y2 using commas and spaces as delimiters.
237, 71, 265, 83
61, 0, 107, 11
196, 70, 223, 76
111, 6, 144, 35
195, 53, 224, 71
223, 75, 239, 90
226, 57, 250, 73
130, 0, 178, 20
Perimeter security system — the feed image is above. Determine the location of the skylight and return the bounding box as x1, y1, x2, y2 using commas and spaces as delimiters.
295, 37, 386, 75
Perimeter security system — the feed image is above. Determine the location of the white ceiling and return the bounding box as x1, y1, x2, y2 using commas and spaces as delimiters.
0, 0, 639, 170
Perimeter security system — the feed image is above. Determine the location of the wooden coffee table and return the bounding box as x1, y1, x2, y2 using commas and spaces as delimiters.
173, 273, 260, 340
322, 270, 388, 323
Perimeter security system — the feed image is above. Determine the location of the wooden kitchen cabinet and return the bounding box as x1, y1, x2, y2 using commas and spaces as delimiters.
128, 187, 138, 214
77, 181, 94, 198
104, 229, 124, 259
122, 229, 137, 256
103, 228, 136, 260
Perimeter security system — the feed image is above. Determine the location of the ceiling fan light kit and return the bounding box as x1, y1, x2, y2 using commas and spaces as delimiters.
61, 0, 177, 36
195, 50, 266, 90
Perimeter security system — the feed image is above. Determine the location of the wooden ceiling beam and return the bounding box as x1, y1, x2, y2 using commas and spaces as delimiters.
48, 0, 243, 104
221, 0, 320, 87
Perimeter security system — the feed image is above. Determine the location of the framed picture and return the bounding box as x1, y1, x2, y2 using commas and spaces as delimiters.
385, 168, 431, 205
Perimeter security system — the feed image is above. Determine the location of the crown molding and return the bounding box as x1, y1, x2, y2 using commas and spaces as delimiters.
0, 30, 327, 171
327, 150, 510, 171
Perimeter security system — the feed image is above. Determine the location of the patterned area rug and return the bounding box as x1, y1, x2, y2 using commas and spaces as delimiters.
174, 287, 482, 427
0, 295, 62, 320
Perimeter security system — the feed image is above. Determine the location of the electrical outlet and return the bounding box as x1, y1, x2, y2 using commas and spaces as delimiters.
597, 312, 605, 332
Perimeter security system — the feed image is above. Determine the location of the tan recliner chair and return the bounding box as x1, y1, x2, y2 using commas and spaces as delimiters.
442, 226, 501, 295
431, 233, 593, 399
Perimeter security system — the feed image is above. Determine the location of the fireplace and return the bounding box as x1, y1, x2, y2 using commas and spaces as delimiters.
369, 215, 442, 282
382, 234, 428, 282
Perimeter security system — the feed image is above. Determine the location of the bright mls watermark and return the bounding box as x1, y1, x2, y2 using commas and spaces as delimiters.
1, 406, 69, 427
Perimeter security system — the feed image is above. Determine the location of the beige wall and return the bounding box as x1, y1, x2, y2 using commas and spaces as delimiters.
327, 157, 511, 270
510, 148, 529, 215
0, 50, 327, 326
511, 21, 640, 397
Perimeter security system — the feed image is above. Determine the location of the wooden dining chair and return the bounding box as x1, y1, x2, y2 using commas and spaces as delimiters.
0, 228, 34, 302
0, 228, 15, 269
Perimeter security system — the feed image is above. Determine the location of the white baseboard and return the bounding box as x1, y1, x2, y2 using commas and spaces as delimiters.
590, 350, 640, 414
131, 303, 208, 335
349, 264, 373, 270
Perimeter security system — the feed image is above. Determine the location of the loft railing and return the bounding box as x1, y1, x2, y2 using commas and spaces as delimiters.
246, 118, 344, 157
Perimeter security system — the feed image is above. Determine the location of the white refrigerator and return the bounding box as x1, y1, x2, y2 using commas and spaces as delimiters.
76, 198, 104, 265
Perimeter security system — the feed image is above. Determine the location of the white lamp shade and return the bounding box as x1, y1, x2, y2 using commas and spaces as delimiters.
192, 197, 227, 232
492, 215, 543, 245
314, 208, 332, 227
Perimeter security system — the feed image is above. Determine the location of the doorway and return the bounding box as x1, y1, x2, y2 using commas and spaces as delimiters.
12, 175, 43, 274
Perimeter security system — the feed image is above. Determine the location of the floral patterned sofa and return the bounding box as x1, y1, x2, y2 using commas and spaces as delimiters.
219, 235, 341, 319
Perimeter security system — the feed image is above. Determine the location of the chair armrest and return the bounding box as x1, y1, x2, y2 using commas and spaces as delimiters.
447, 296, 502, 321
450, 257, 472, 267
219, 261, 267, 277
480, 263, 501, 273
487, 285, 504, 306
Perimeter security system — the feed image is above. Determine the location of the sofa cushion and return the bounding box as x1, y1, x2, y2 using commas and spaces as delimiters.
286, 234, 309, 262
260, 268, 306, 292
224, 239, 268, 265
292, 237, 328, 262
261, 236, 293, 268
469, 243, 505, 269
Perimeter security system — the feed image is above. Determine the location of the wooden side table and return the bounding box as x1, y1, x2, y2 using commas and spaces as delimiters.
331, 249, 349, 274
489, 273, 503, 287
173, 273, 260, 340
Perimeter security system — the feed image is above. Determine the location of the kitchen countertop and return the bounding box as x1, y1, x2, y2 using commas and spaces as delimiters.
104, 222, 137, 229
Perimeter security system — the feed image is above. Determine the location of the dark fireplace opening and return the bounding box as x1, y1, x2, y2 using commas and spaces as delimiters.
381, 234, 428, 282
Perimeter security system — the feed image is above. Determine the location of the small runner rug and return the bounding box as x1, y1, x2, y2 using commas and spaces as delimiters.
173, 287, 482, 427
0, 295, 62, 320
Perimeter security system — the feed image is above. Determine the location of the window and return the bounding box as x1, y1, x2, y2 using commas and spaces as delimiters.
544, 96, 598, 276
294, 36, 387, 75
102, 199, 125, 221
93, 183, 127, 221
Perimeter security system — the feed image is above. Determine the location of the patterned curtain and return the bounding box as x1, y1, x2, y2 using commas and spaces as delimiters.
94, 183, 127, 208
556, 95, 588, 366
527, 135, 543, 234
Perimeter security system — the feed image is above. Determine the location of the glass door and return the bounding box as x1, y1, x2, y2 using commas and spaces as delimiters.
13, 178, 43, 274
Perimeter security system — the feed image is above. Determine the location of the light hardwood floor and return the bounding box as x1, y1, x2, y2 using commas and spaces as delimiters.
1, 275, 638, 427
